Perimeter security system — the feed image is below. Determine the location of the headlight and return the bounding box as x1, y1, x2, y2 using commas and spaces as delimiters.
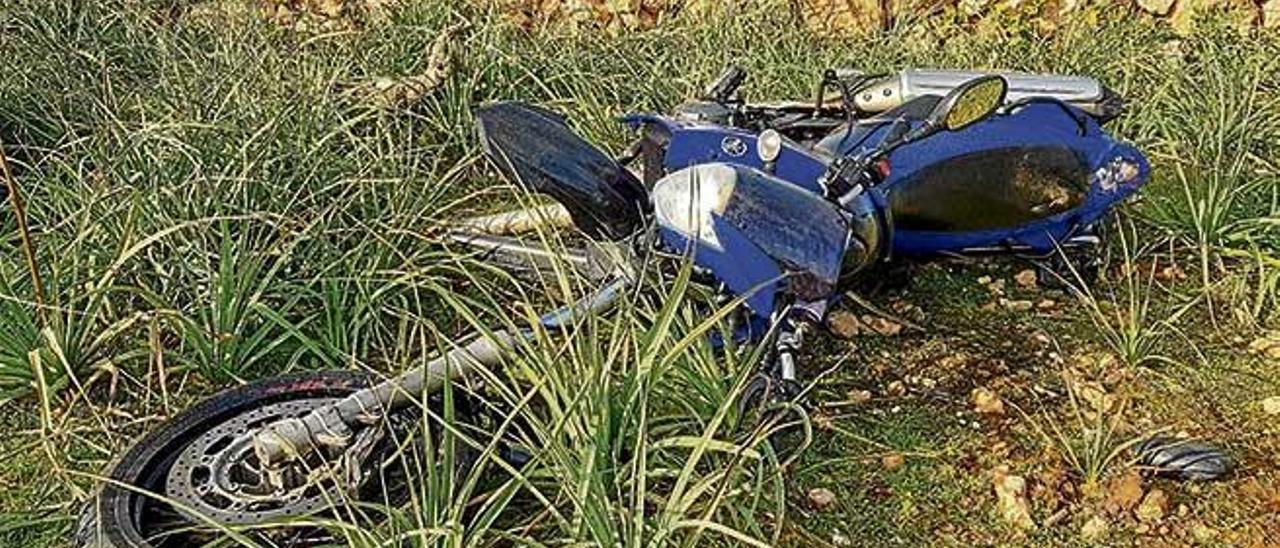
757, 129, 782, 163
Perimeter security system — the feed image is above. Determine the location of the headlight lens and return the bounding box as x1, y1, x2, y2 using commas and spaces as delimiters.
757, 129, 782, 163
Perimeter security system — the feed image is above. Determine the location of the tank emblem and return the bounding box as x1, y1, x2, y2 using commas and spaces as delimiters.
720, 136, 747, 157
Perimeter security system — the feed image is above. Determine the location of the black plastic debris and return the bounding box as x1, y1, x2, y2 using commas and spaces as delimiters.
1135, 436, 1233, 482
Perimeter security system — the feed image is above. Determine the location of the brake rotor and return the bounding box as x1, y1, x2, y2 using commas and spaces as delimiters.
165, 397, 343, 526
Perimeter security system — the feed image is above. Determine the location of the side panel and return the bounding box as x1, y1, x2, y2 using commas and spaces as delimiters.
859, 102, 1148, 254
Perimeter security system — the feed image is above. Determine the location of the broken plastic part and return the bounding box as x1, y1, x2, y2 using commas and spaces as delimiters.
1135, 436, 1233, 482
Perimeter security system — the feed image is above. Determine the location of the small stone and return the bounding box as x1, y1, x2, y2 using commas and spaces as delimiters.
831, 532, 851, 547
1104, 469, 1144, 514
885, 380, 907, 397
808, 487, 837, 511
1247, 333, 1280, 359
971, 387, 1005, 415
1080, 515, 1108, 543
1191, 522, 1217, 543
1036, 299, 1057, 311
814, 412, 835, 432
1136, 488, 1169, 523
992, 466, 1035, 532
882, 452, 905, 471
862, 315, 902, 336
1134, 522, 1151, 534
1266, 0, 1280, 30
977, 275, 993, 285
1156, 264, 1187, 282
1261, 396, 1280, 415
827, 310, 862, 339
850, 389, 872, 403
1001, 299, 1034, 312
1014, 269, 1038, 289
1043, 508, 1069, 527
1136, 0, 1175, 16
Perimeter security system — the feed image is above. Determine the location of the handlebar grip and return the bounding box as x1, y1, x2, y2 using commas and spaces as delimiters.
702, 65, 747, 102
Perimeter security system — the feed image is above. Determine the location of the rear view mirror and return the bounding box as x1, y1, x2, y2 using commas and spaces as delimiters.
928, 75, 1008, 132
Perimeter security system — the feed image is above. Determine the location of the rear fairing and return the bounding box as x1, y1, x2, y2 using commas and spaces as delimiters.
864, 101, 1149, 255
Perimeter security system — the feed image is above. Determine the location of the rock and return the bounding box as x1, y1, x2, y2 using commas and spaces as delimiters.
992, 466, 1036, 532
1014, 269, 1038, 289
808, 487, 837, 511
1135, 488, 1169, 523
885, 380, 907, 397
1104, 469, 1144, 514
1266, 0, 1280, 29
1042, 507, 1069, 527
1137, 0, 1176, 15
882, 452, 905, 471
1001, 299, 1035, 312
831, 532, 851, 546
850, 389, 872, 403
1080, 515, 1109, 543
1156, 264, 1187, 282
1191, 522, 1217, 543
1036, 299, 1057, 311
977, 275, 993, 285
862, 315, 903, 336
1070, 379, 1114, 414
814, 412, 835, 432
1247, 333, 1280, 359
971, 387, 1005, 415
1261, 396, 1280, 415
827, 310, 862, 339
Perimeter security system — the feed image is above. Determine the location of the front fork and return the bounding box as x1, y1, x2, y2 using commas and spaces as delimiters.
739, 314, 810, 419
252, 277, 630, 468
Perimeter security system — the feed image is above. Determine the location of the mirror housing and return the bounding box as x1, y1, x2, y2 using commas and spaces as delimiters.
927, 74, 1008, 132
870, 74, 1009, 158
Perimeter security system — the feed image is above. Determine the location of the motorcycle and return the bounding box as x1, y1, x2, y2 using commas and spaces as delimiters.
79, 69, 1153, 546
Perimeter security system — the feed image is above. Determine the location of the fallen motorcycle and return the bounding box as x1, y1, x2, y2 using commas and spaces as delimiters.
80, 68, 1160, 546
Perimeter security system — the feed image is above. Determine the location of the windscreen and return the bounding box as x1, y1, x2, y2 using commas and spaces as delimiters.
475, 102, 649, 240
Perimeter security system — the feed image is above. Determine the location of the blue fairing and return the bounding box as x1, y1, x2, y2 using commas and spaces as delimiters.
826, 102, 1150, 255
622, 114, 830, 193
658, 218, 783, 316
627, 101, 1148, 257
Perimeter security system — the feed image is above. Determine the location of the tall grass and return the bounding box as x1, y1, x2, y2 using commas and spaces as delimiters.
1, 0, 1279, 543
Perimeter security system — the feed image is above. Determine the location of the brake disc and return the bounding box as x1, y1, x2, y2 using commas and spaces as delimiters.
165, 397, 344, 526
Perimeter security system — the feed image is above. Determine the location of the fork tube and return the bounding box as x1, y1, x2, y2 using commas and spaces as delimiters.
254, 276, 630, 466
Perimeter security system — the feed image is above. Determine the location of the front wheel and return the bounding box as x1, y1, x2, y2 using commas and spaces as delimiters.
76, 371, 401, 547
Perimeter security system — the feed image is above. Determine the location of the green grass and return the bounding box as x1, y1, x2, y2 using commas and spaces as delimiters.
1, 0, 1279, 545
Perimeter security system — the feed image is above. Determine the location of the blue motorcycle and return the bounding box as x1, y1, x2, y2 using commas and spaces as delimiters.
81, 70, 1153, 546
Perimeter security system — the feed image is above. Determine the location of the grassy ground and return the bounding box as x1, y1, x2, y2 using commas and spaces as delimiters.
1, 1, 1279, 546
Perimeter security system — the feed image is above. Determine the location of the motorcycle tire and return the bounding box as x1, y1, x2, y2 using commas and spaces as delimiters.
75, 371, 372, 548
